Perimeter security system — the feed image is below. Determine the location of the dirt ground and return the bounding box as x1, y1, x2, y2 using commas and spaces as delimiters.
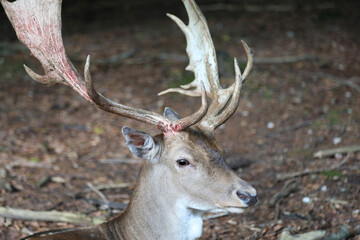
1, 3, 360, 240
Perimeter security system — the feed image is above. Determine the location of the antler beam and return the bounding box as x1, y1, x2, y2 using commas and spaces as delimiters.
1, 0, 208, 134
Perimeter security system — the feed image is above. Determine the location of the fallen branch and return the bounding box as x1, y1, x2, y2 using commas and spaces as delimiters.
6, 158, 52, 171
0, 207, 104, 225
276, 154, 351, 181
269, 179, 298, 208
313, 145, 360, 158
279, 228, 326, 240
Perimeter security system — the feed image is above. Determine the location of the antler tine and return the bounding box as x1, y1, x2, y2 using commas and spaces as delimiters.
158, 0, 254, 132
158, 0, 221, 99
200, 42, 253, 130
210, 58, 243, 129
2, 0, 208, 134
239, 40, 253, 84
176, 83, 208, 130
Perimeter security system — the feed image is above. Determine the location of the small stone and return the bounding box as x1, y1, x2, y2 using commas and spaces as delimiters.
307, 129, 313, 135
227, 219, 237, 225
286, 31, 295, 38
267, 122, 275, 129
241, 111, 249, 117
246, 101, 253, 108
332, 137, 341, 145
302, 197, 311, 204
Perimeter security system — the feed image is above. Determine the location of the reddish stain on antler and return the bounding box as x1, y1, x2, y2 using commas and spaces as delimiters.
157, 121, 185, 137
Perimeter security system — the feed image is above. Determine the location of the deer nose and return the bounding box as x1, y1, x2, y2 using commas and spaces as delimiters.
236, 191, 258, 206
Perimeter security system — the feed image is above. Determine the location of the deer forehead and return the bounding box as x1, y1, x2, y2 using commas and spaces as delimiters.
163, 130, 226, 164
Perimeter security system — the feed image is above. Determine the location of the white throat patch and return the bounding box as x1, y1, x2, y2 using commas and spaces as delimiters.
174, 200, 204, 240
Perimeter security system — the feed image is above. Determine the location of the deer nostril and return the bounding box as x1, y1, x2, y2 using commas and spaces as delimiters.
236, 191, 250, 201
236, 191, 258, 206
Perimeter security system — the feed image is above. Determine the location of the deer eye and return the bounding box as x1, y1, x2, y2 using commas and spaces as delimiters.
176, 159, 190, 167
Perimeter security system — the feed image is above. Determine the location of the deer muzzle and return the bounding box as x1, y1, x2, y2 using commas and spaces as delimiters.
236, 191, 258, 207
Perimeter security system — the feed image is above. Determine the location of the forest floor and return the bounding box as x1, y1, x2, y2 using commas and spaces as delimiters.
0, 5, 360, 240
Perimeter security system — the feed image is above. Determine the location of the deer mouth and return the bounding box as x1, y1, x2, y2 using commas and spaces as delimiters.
225, 207, 246, 214
208, 206, 246, 215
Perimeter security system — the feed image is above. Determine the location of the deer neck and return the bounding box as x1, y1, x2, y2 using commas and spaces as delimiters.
115, 163, 204, 240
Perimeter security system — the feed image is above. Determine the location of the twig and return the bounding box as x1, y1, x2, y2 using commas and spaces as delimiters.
99, 158, 143, 164
87, 183, 110, 215
80, 182, 134, 194
84, 198, 127, 210
276, 154, 351, 181
269, 179, 298, 216
266, 120, 312, 137
313, 145, 360, 158
239, 224, 262, 233
6, 158, 52, 171
323, 74, 360, 93
0, 207, 104, 225
275, 201, 281, 220
269, 179, 298, 207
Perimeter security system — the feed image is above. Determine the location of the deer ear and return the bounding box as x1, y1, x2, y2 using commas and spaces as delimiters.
122, 126, 160, 163
163, 107, 181, 120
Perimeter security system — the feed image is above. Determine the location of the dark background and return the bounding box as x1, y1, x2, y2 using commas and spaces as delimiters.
1, 0, 359, 41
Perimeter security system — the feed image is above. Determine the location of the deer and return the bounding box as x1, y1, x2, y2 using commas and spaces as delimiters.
2, 0, 258, 239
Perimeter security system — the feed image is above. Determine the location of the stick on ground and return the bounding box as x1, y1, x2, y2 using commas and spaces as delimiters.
0, 207, 104, 225
276, 154, 351, 181
313, 145, 360, 158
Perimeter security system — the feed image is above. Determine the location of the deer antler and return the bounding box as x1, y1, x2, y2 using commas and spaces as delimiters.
159, 0, 253, 131
1, 0, 208, 133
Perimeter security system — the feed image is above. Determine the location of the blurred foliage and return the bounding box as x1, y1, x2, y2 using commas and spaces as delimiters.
321, 170, 343, 178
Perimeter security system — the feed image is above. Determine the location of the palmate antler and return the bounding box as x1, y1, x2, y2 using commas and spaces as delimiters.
1, 0, 252, 134
1, 0, 208, 134
159, 0, 253, 131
